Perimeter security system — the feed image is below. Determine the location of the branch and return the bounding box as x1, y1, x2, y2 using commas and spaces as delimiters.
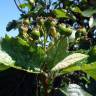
14, 0, 26, 14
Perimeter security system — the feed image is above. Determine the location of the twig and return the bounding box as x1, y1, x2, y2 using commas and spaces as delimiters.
14, 0, 26, 14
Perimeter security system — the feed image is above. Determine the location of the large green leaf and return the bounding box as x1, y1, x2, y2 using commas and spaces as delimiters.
0, 36, 45, 73
82, 62, 96, 80
52, 53, 88, 71
0, 63, 9, 71
61, 62, 96, 80
0, 50, 15, 66
0, 47, 14, 71
46, 37, 68, 70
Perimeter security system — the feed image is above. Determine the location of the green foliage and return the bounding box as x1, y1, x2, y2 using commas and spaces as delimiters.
0, 63, 9, 71
53, 9, 69, 18
82, 7, 96, 17
46, 37, 68, 70
1, 0, 96, 95
70, 6, 82, 14
52, 53, 88, 71
0, 35, 45, 73
19, 3, 28, 9
61, 62, 96, 80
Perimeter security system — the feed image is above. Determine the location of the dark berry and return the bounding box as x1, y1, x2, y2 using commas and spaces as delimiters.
69, 44, 79, 51
73, 22, 80, 29
65, 19, 73, 26
53, 76, 62, 88
32, 20, 37, 26
83, 19, 89, 28
73, 44, 79, 50
79, 39, 91, 50
73, 0, 80, 5
88, 27, 96, 44
92, 29, 96, 39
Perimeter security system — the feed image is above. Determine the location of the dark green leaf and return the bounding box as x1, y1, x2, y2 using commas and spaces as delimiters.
93, 19, 96, 26
0, 36, 45, 73
82, 7, 96, 17
6, 20, 18, 32
0, 63, 10, 71
46, 37, 68, 70
0, 49, 14, 71
61, 62, 96, 80
52, 53, 88, 71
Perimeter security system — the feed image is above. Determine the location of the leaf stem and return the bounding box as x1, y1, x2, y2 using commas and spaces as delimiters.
66, 37, 69, 51
44, 30, 46, 52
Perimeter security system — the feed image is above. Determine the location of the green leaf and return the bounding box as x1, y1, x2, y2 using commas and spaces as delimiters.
82, 62, 96, 80
70, 6, 82, 14
47, 37, 68, 70
53, 9, 69, 18
52, 53, 88, 71
19, 3, 28, 9
0, 63, 9, 71
93, 19, 96, 26
82, 0, 88, 3
0, 36, 45, 73
17, 37, 29, 47
0, 50, 15, 66
0, 50, 14, 71
34, 4, 43, 13
82, 7, 96, 17
61, 62, 96, 80
59, 89, 68, 96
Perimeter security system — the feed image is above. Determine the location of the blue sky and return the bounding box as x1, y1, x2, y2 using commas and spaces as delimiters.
0, 0, 20, 37
0, 0, 56, 38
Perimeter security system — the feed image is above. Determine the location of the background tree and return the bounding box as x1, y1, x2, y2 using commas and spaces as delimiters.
0, 0, 96, 96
